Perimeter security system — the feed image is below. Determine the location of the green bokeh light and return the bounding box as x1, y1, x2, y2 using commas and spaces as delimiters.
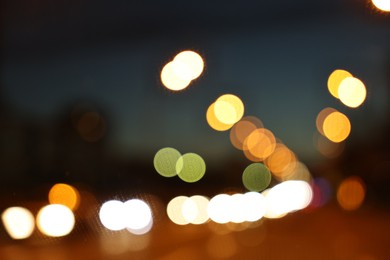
176, 153, 206, 183
153, 147, 182, 177
242, 163, 271, 191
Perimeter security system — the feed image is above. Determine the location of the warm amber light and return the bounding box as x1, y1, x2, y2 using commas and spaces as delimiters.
265, 143, 296, 180
338, 77, 367, 108
337, 176, 365, 211
323, 111, 351, 143
243, 128, 276, 161
316, 107, 337, 136
372, 0, 390, 11
161, 61, 191, 91
230, 116, 263, 150
172, 50, 204, 81
206, 102, 234, 131
48, 183, 80, 211
327, 69, 353, 99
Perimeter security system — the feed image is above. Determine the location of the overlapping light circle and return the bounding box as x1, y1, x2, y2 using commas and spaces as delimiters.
323, 111, 351, 143
167, 195, 210, 225
207, 192, 267, 224
99, 199, 153, 234
154, 147, 206, 183
338, 77, 367, 108
161, 50, 204, 91
207, 94, 245, 131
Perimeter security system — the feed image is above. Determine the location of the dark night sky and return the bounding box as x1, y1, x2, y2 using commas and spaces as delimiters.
1, 0, 390, 166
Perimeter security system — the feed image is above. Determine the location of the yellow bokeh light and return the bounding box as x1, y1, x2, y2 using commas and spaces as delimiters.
372, 0, 390, 11
1, 207, 35, 239
316, 107, 337, 136
323, 111, 351, 143
153, 147, 182, 177
48, 183, 80, 211
337, 176, 366, 211
338, 77, 367, 108
206, 102, 234, 131
214, 94, 245, 125
36, 204, 75, 237
172, 50, 204, 81
176, 153, 206, 183
327, 69, 353, 98
230, 116, 263, 150
161, 61, 191, 91
243, 128, 276, 161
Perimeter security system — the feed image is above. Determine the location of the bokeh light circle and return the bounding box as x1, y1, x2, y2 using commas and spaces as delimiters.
99, 200, 126, 231
48, 183, 80, 211
167, 196, 189, 225
176, 153, 206, 183
242, 163, 272, 192
372, 0, 390, 11
338, 77, 367, 108
214, 94, 245, 125
323, 111, 351, 143
123, 199, 153, 231
327, 69, 353, 98
153, 147, 182, 177
172, 50, 204, 81
337, 176, 366, 211
1, 207, 35, 239
36, 204, 75, 237
161, 61, 191, 91
230, 116, 263, 150
206, 102, 234, 131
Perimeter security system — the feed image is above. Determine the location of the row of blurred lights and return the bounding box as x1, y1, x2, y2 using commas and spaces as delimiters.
1, 176, 366, 240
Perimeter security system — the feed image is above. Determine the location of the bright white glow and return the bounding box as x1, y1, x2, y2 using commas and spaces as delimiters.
161, 62, 191, 91
36, 204, 75, 237
99, 200, 126, 231
372, 0, 390, 11
167, 196, 189, 225
123, 199, 153, 231
242, 192, 267, 222
1, 207, 35, 239
127, 218, 153, 235
230, 194, 246, 223
338, 77, 367, 108
207, 194, 231, 224
264, 181, 313, 217
172, 50, 204, 80
190, 195, 210, 225
182, 197, 199, 223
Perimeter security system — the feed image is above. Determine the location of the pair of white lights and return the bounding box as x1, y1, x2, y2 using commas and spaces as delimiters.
99, 199, 153, 235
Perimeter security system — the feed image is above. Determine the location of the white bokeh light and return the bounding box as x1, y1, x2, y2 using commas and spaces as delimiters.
99, 200, 127, 231
36, 204, 75, 237
1, 207, 35, 239
123, 199, 153, 231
